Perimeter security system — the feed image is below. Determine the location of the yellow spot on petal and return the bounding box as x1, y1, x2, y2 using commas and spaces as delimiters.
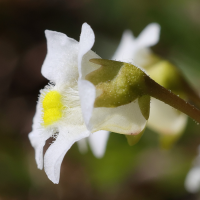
42, 90, 64, 126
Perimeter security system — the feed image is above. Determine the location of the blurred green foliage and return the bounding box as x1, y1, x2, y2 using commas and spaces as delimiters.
0, 0, 200, 199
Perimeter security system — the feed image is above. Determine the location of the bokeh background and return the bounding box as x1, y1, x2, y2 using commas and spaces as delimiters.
1, 0, 200, 199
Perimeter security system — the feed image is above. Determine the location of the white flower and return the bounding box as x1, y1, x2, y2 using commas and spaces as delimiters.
185, 146, 200, 193
29, 23, 148, 183
114, 23, 187, 139
29, 23, 100, 184
77, 130, 109, 158
80, 23, 161, 157
112, 23, 160, 65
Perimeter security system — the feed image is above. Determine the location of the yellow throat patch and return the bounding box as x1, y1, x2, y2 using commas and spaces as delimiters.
42, 90, 64, 126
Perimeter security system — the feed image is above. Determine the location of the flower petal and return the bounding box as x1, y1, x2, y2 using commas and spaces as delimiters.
78, 79, 96, 127
78, 23, 95, 78
88, 130, 110, 158
28, 102, 52, 169
112, 23, 160, 65
136, 23, 160, 48
77, 138, 88, 154
89, 99, 147, 135
44, 126, 90, 184
29, 129, 52, 169
185, 167, 200, 193
78, 23, 103, 128
78, 23, 101, 79
41, 30, 79, 85
80, 50, 101, 80
147, 98, 187, 135
112, 30, 136, 63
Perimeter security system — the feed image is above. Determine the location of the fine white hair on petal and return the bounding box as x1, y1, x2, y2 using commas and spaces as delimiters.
44, 127, 90, 184
185, 167, 200, 193
136, 23, 161, 48
88, 130, 110, 158
41, 30, 79, 85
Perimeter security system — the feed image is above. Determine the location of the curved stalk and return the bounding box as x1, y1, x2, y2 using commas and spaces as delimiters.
145, 76, 200, 124
182, 78, 200, 109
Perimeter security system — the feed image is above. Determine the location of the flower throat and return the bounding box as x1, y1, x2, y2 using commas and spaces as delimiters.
42, 90, 64, 126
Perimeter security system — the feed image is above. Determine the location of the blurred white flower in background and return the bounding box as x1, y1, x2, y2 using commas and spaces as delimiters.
113, 23, 187, 142
185, 146, 200, 193
112, 23, 160, 65
109, 22, 187, 152
78, 130, 110, 158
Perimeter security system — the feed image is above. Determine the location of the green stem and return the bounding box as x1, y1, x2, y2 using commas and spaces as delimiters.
145, 76, 200, 124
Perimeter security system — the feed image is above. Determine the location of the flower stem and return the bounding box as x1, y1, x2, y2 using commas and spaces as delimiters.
145, 76, 200, 124
181, 78, 200, 109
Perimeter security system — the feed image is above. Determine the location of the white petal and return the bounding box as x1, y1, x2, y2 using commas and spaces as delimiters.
147, 98, 187, 135
44, 126, 90, 184
77, 138, 88, 154
112, 30, 136, 63
29, 129, 52, 169
78, 79, 96, 127
78, 23, 103, 128
89, 99, 147, 135
80, 50, 101, 79
41, 30, 79, 84
112, 23, 160, 66
88, 130, 110, 158
185, 167, 200, 193
28, 102, 52, 169
132, 48, 156, 69
78, 51, 100, 128
136, 23, 160, 48
78, 23, 95, 78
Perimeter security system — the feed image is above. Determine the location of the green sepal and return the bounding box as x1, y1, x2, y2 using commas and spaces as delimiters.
88, 59, 148, 108
86, 59, 123, 85
125, 129, 145, 146
138, 95, 151, 120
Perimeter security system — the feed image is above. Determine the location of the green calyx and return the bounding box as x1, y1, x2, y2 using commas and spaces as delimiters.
87, 59, 150, 120
138, 95, 150, 120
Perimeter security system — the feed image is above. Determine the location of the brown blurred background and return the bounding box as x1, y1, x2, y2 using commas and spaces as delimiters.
0, 0, 200, 199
